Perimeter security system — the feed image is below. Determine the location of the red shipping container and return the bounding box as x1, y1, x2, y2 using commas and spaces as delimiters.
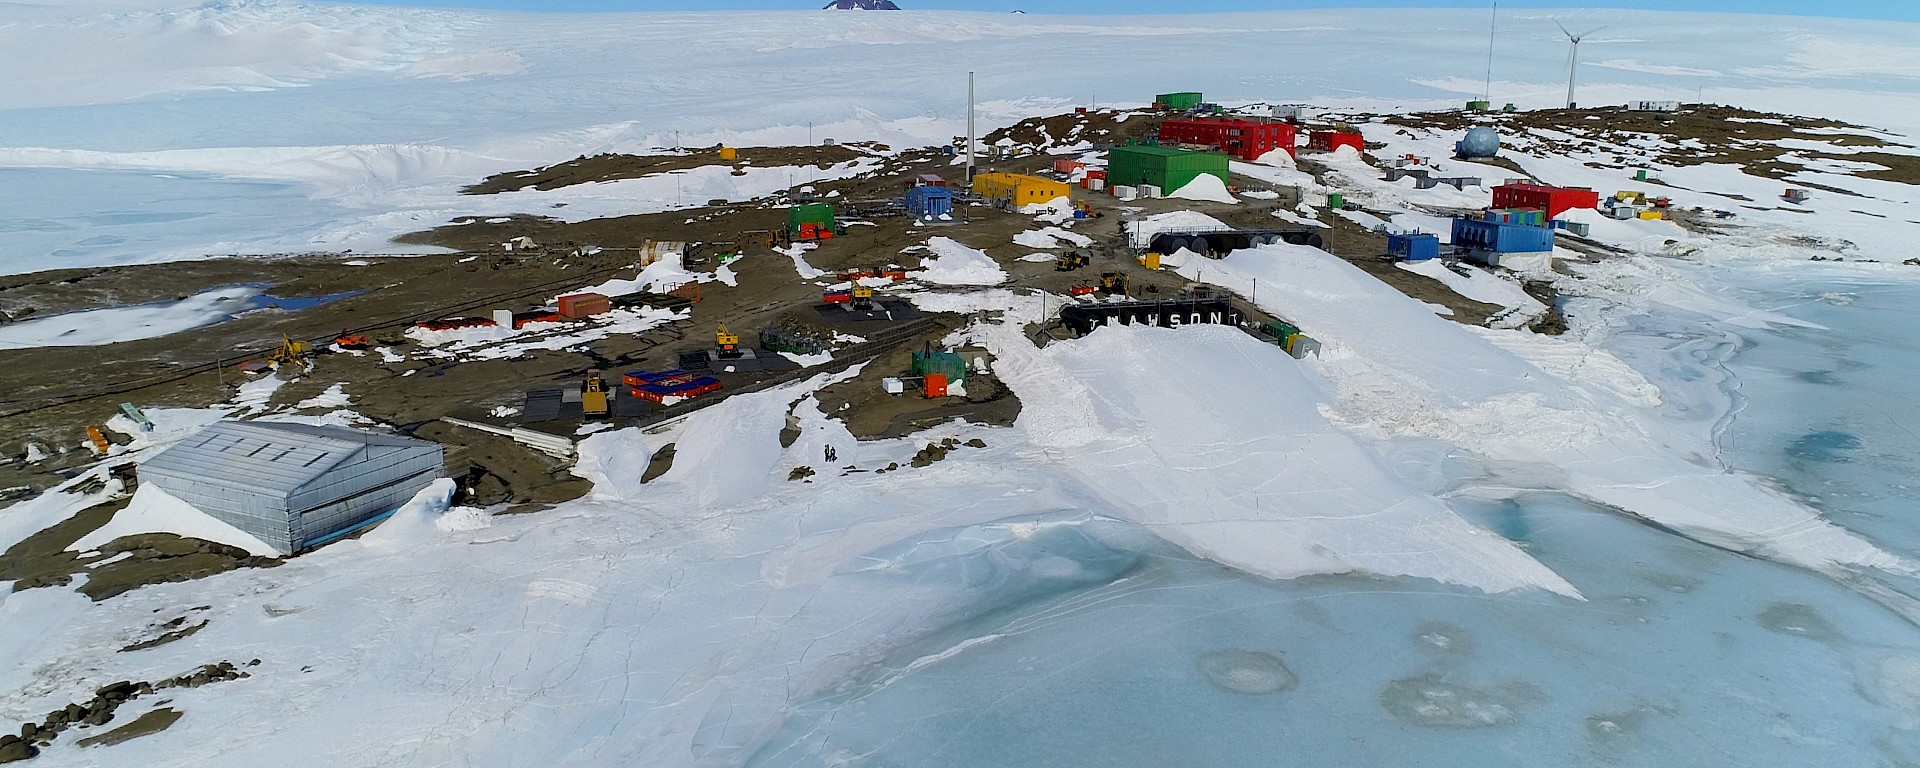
923, 373, 948, 398
1491, 183, 1600, 220
557, 292, 611, 319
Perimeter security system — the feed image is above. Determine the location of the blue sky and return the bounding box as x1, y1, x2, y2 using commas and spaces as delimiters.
357, 0, 1917, 23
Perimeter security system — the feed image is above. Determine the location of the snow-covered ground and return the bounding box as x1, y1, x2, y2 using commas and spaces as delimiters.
4, 4, 1920, 272
9, 3, 1920, 767
0, 285, 264, 349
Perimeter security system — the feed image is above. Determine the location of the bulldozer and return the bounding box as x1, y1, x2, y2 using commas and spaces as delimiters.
1097, 272, 1131, 297
581, 371, 611, 419
850, 285, 878, 312
266, 335, 314, 370
1054, 251, 1090, 272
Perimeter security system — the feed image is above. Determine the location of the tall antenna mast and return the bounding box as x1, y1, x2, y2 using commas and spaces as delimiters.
1483, 2, 1497, 103
966, 71, 977, 183
1557, 21, 1605, 109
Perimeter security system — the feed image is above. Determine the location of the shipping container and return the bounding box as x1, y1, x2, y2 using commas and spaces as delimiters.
1451, 217, 1555, 254
1386, 232, 1441, 261
1106, 145, 1229, 197
1157, 117, 1297, 162
923, 374, 949, 398
1155, 92, 1204, 111
1492, 183, 1599, 219
917, 174, 947, 187
719, 147, 738, 160
557, 292, 611, 319
1052, 158, 1087, 174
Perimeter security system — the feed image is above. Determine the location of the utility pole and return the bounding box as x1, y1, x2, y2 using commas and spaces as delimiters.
966, 71, 977, 183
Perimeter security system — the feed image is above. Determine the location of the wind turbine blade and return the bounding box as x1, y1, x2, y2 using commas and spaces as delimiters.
1555, 19, 1572, 38
1579, 26, 1606, 39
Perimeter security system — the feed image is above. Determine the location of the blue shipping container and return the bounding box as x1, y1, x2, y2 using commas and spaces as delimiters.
1387, 232, 1441, 261
1451, 217, 1554, 254
906, 185, 953, 218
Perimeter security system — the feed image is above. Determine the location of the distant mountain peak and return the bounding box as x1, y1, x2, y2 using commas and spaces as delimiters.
824, 0, 901, 9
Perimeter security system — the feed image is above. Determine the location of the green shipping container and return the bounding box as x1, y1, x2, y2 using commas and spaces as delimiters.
1106, 145, 1229, 196
1156, 92, 1203, 111
1328, 193, 1346, 209
1261, 321, 1301, 342
788, 203, 836, 233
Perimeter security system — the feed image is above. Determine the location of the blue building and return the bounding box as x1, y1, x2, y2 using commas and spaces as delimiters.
1451, 216, 1554, 265
1386, 232, 1441, 261
906, 185, 953, 219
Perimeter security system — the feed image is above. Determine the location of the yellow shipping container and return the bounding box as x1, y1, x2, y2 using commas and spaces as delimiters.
1638, 210, 1666, 220
1138, 252, 1162, 270
719, 147, 738, 161
973, 173, 1070, 208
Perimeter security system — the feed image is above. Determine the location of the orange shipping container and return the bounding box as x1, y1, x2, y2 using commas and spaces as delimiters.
557, 292, 611, 319
923, 373, 948, 398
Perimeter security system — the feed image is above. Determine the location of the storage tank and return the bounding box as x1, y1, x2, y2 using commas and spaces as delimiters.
1455, 127, 1501, 159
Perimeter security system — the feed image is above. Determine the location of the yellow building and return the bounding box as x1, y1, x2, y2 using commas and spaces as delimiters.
972, 173, 1070, 208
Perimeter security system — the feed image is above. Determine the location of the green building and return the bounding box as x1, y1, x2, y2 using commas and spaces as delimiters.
787, 203, 835, 233
1156, 92, 1204, 111
1107, 145, 1230, 195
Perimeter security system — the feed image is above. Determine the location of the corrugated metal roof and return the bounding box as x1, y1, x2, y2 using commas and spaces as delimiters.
141, 421, 435, 498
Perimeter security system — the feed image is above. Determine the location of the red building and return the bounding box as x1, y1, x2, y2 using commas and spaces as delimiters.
1492, 183, 1601, 220
1308, 131, 1365, 154
1156, 118, 1297, 162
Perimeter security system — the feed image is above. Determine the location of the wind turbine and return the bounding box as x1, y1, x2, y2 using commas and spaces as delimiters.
1556, 20, 1605, 109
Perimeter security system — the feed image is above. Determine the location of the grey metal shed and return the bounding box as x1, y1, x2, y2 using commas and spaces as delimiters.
139, 421, 444, 555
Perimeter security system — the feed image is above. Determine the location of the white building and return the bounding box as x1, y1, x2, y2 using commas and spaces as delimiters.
1272, 104, 1313, 121
1628, 101, 1682, 112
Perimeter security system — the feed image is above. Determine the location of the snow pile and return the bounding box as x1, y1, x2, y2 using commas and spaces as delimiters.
1252, 148, 1297, 168
70, 484, 279, 558
356, 479, 467, 549
574, 252, 713, 298
231, 374, 286, 413
985, 321, 1577, 595
0, 286, 260, 349
1012, 227, 1092, 250
294, 383, 353, 410
1176, 242, 1910, 578
408, 306, 684, 361
1167, 173, 1238, 204
1395, 260, 1546, 327
911, 237, 1006, 286
776, 242, 826, 279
